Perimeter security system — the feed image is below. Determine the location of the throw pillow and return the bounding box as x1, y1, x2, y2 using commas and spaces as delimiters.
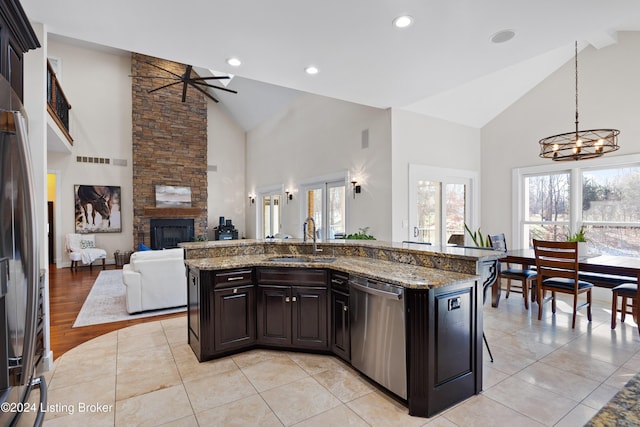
138, 243, 152, 251
80, 239, 95, 249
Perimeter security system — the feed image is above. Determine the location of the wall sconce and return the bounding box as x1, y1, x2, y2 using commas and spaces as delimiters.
248, 195, 255, 204
285, 190, 293, 204
351, 180, 361, 199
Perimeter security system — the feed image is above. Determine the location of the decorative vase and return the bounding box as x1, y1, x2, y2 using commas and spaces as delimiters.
577, 242, 588, 258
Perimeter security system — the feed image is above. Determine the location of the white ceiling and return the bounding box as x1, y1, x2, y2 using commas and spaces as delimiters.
23, 0, 640, 130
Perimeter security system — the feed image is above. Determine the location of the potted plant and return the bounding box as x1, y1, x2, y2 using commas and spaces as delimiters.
464, 223, 491, 248
567, 226, 588, 257
346, 227, 376, 240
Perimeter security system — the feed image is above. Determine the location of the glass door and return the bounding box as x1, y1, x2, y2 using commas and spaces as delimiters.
304, 179, 346, 240
409, 165, 476, 246
261, 194, 281, 238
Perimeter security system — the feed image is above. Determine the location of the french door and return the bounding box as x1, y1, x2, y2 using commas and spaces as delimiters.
409, 165, 477, 246
260, 193, 281, 238
303, 180, 346, 240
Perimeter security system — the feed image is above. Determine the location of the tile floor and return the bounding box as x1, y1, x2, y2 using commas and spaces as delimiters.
35, 292, 640, 426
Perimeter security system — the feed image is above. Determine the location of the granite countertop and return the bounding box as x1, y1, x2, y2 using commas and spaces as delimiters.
586, 371, 640, 426
179, 238, 504, 262
184, 254, 477, 289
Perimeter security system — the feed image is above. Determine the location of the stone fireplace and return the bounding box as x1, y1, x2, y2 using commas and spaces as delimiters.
131, 53, 208, 247
150, 218, 195, 249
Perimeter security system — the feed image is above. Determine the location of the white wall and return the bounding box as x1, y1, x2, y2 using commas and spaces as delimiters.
47, 40, 133, 265
207, 102, 246, 238
481, 32, 640, 248
245, 94, 392, 241
390, 109, 481, 242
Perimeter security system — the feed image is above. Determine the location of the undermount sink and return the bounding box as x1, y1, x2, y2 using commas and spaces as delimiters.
267, 256, 336, 263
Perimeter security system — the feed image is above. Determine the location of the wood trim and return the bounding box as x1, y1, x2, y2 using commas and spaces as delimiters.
47, 104, 73, 144
143, 207, 203, 218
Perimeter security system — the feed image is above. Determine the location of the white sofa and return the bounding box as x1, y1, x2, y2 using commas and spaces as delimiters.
122, 248, 187, 314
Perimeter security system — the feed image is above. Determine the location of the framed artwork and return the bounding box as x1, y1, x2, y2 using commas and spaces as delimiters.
74, 185, 122, 233
155, 185, 192, 208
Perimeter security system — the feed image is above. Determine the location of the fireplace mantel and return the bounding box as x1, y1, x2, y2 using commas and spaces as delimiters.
144, 207, 203, 218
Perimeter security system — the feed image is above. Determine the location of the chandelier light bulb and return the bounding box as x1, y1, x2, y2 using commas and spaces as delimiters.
553, 143, 559, 151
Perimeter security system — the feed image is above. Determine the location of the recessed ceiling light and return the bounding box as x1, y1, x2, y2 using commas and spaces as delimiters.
305, 66, 319, 75
393, 15, 414, 29
226, 57, 242, 67
490, 29, 516, 44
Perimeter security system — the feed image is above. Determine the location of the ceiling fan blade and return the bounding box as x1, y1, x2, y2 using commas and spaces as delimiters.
188, 75, 231, 81
130, 75, 181, 80
187, 81, 220, 103
191, 80, 238, 94
148, 80, 182, 94
182, 81, 188, 102
142, 61, 183, 79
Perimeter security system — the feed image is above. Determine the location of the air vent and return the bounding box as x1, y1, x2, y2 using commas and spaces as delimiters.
113, 158, 127, 166
76, 156, 110, 165
208, 165, 218, 172
361, 129, 369, 149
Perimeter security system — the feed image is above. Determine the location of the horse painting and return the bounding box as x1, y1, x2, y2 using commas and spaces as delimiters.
74, 185, 122, 233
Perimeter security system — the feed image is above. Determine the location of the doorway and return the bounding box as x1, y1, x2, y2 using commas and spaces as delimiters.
408, 165, 478, 246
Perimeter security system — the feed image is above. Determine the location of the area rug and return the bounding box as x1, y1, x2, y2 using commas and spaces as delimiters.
73, 270, 186, 328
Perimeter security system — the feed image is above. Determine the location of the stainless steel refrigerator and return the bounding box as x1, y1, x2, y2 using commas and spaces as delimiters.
0, 75, 46, 426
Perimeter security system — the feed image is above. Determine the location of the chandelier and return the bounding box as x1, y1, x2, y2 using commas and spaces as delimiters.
539, 41, 619, 161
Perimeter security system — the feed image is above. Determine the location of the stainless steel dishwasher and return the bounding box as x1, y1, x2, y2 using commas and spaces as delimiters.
349, 275, 406, 399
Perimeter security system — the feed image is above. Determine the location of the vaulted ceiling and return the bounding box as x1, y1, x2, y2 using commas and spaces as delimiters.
23, 0, 640, 130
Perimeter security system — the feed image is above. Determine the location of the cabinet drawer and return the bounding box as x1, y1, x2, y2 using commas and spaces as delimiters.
258, 268, 327, 286
214, 269, 254, 288
330, 271, 349, 293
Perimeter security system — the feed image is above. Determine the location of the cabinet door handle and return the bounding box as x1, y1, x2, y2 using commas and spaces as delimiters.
331, 279, 344, 285
233, 288, 238, 294
343, 306, 348, 312
285, 297, 290, 303
227, 276, 244, 281
292, 296, 297, 302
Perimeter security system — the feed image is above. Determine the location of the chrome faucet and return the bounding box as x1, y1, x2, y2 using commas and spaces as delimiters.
303, 216, 317, 255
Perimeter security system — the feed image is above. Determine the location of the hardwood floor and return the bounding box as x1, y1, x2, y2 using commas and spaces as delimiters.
48, 263, 186, 360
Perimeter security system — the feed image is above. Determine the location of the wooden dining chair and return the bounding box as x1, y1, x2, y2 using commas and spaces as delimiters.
611, 274, 639, 336
533, 239, 593, 329
489, 233, 537, 309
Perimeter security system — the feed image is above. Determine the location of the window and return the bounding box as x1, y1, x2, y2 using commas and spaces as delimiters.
522, 172, 570, 243
302, 177, 347, 240
514, 154, 640, 256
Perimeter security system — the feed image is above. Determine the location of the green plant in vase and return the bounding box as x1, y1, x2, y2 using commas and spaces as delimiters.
464, 223, 491, 248
567, 226, 588, 257
346, 227, 376, 240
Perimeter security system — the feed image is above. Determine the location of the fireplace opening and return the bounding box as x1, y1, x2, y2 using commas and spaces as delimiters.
150, 218, 194, 249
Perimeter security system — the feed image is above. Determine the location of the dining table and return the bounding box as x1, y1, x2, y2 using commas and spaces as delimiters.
493, 249, 640, 311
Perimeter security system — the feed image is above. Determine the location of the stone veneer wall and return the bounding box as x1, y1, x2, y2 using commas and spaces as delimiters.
131, 53, 208, 247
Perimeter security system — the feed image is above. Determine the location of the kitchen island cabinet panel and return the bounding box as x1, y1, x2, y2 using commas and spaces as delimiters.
257, 285, 291, 346
257, 268, 329, 350
292, 286, 328, 349
213, 284, 256, 352
406, 280, 480, 418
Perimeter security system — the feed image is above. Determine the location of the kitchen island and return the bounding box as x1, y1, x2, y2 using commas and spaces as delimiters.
180, 239, 501, 418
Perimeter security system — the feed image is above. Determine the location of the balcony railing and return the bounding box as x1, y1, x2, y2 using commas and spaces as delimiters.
46, 60, 73, 144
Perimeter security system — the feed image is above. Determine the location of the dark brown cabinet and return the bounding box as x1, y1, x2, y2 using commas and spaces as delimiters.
213, 284, 256, 352
330, 271, 350, 361
187, 267, 255, 361
257, 268, 329, 350
0, 0, 40, 100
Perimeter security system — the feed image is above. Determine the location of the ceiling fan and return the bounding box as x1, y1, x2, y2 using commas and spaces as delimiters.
132, 61, 238, 103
